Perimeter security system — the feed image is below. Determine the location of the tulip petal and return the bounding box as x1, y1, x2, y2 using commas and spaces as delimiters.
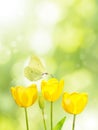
11, 85, 38, 107
41, 78, 64, 102
62, 92, 88, 114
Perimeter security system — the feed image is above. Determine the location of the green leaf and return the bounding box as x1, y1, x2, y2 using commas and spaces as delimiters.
24, 55, 47, 81
53, 116, 66, 130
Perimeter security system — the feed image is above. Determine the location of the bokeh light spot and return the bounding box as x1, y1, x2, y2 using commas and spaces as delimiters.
55, 27, 83, 53
29, 29, 52, 54
64, 68, 93, 91
35, 1, 61, 26
0, 0, 27, 27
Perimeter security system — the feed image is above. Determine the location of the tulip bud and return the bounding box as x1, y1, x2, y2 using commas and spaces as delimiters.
38, 94, 45, 110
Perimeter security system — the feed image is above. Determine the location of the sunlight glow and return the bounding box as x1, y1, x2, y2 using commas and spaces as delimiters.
77, 111, 98, 130
62, 111, 98, 130
35, 2, 61, 25
29, 29, 52, 54
83, 116, 98, 130
0, 0, 26, 26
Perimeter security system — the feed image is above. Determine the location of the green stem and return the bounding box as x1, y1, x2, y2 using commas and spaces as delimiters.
42, 109, 47, 130
50, 102, 53, 130
24, 108, 29, 130
72, 114, 76, 130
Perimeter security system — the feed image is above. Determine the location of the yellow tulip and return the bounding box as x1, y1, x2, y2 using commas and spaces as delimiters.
41, 78, 64, 102
11, 84, 38, 107
62, 92, 88, 114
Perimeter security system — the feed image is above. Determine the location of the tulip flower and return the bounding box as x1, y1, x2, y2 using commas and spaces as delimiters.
11, 84, 37, 107
62, 92, 88, 130
62, 92, 88, 114
41, 78, 64, 130
11, 84, 38, 130
41, 78, 64, 102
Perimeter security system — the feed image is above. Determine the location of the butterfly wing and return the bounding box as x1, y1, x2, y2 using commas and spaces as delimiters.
24, 55, 46, 81
24, 66, 42, 81
29, 55, 45, 73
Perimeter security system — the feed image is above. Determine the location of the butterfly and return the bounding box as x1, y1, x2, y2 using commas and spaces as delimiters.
24, 55, 47, 81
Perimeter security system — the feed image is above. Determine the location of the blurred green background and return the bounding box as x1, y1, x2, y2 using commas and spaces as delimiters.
0, 0, 98, 130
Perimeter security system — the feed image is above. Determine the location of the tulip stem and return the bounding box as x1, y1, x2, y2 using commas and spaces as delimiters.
42, 109, 47, 130
24, 108, 29, 130
50, 102, 53, 130
72, 114, 76, 130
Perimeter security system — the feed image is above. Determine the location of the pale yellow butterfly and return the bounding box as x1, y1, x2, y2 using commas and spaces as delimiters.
24, 55, 47, 81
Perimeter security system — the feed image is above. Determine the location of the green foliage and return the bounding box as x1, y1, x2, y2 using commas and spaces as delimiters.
53, 116, 66, 130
